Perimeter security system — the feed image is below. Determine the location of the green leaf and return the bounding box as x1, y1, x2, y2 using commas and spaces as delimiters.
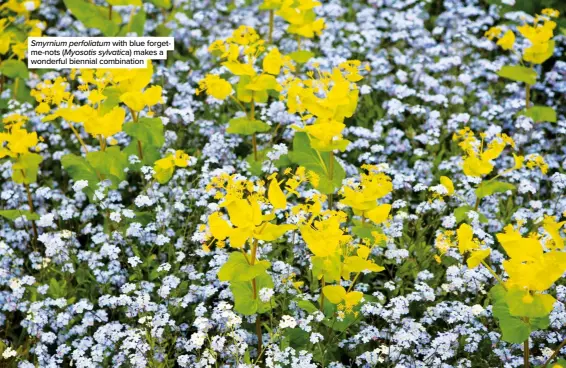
230, 272, 274, 315
124, 140, 161, 167
490, 285, 536, 344
497, 65, 537, 85
100, 87, 122, 115
118, 8, 146, 36
106, 0, 141, 5
86, 146, 128, 187
0, 210, 39, 221
294, 298, 319, 314
123, 117, 165, 148
289, 50, 315, 64
12, 153, 43, 184
288, 132, 345, 194
281, 328, 310, 350
505, 287, 555, 318
218, 252, 271, 282
61, 154, 99, 184
0, 60, 28, 79
148, 0, 171, 8
226, 117, 271, 135
48, 278, 66, 299
523, 106, 557, 123
453, 206, 488, 224
352, 221, 378, 240
63, 0, 121, 36
475, 181, 515, 199
312, 254, 341, 283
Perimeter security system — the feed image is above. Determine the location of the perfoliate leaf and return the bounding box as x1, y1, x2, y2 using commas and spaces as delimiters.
230, 272, 274, 315
496, 65, 537, 85
0, 60, 28, 79
523, 106, 557, 123
289, 50, 315, 64
475, 181, 515, 199
288, 132, 345, 194
218, 252, 271, 282
86, 146, 128, 187
226, 117, 271, 135
63, 0, 121, 36
0, 210, 40, 221
12, 153, 43, 184
454, 206, 488, 224
123, 117, 165, 148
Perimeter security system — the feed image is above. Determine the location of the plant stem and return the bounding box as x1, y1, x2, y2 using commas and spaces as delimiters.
98, 135, 106, 151
473, 196, 480, 211
250, 239, 262, 355
328, 151, 335, 209
319, 276, 325, 311
481, 260, 506, 289
543, 336, 566, 367
524, 338, 530, 368
297, 36, 301, 51
13, 77, 18, 99
68, 123, 89, 154
109, 5, 113, 20
525, 84, 530, 109
130, 109, 144, 160
268, 10, 274, 43
250, 95, 258, 161
24, 182, 38, 246
255, 317, 262, 356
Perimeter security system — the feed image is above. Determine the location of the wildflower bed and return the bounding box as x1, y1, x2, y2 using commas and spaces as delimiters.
1, 0, 566, 367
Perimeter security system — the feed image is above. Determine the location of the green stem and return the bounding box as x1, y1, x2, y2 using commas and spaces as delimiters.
543, 336, 566, 367
481, 260, 506, 288
109, 4, 113, 20
524, 338, 530, 368
24, 181, 38, 246
268, 10, 274, 43
250, 94, 258, 161
328, 151, 335, 209
319, 276, 325, 311
249, 239, 262, 355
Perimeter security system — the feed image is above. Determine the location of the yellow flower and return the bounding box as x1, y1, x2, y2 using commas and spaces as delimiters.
0, 33, 10, 54
543, 216, 565, 250
484, 26, 502, 41
209, 198, 295, 248
541, 8, 560, 18
263, 48, 284, 75
83, 107, 126, 138
457, 223, 490, 268
300, 215, 347, 257
340, 169, 392, 213
440, 176, 454, 196
196, 74, 233, 100
268, 176, 287, 210
496, 30, 515, 50
153, 150, 191, 183
322, 285, 363, 309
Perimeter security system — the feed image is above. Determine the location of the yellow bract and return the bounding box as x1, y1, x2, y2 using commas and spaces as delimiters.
300, 215, 348, 257
153, 150, 191, 184
340, 166, 393, 223
456, 223, 491, 268
210, 197, 295, 248
322, 285, 363, 309
0, 114, 38, 157
497, 223, 566, 295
